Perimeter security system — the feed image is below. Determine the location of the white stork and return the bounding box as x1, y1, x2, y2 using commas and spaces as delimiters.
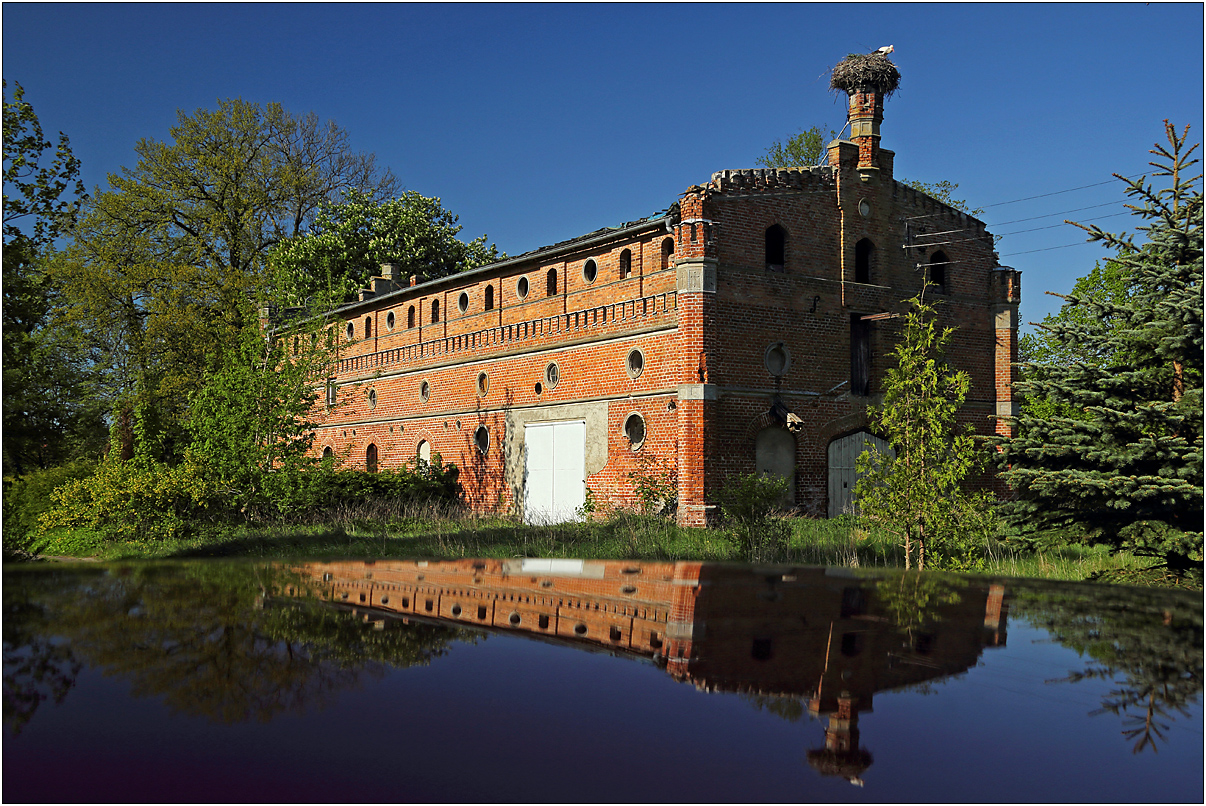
874, 45, 894, 55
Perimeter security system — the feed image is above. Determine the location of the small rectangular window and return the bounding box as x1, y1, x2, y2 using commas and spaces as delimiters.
325, 379, 337, 405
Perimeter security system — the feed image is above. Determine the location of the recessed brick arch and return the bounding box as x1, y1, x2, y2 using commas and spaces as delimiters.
817, 410, 875, 447
744, 408, 801, 443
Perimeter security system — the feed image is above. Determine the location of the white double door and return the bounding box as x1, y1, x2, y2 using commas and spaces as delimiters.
524, 420, 586, 524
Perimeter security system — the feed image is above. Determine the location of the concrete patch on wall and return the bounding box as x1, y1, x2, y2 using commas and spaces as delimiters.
504, 401, 609, 506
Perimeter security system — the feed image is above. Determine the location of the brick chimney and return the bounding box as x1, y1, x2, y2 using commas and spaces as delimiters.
848, 88, 884, 178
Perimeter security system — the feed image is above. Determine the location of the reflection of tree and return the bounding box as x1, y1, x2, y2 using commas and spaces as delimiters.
3, 563, 476, 729
876, 572, 963, 643
1012, 582, 1203, 753
3, 569, 88, 734
741, 693, 809, 723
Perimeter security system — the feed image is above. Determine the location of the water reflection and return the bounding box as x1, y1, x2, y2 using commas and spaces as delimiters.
3, 562, 474, 731
4, 558, 1201, 782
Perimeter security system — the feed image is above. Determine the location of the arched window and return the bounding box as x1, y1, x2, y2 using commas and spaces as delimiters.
364, 316, 372, 338
765, 225, 787, 272
619, 249, 632, 279
366, 443, 378, 473
407, 306, 415, 329
417, 440, 431, 463
928, 250, 949, 295
546, 268, 558, 296
431, 298, 440, 323
322, 446, 333, 460
661, 237, 674, 270
855, 238, 875, 284
484, 285, 495, 311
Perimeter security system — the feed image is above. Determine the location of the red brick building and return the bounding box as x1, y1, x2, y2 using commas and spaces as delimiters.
305, 85, 1021, 526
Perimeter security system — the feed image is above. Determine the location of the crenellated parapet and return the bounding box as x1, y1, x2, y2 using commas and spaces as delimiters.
708, 166, 834, 195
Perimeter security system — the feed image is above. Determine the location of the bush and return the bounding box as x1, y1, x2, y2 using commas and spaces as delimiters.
38, 456, 211, 543
255, 460, 461, 522
3, 460, 98, 553
719, 473, 792, 563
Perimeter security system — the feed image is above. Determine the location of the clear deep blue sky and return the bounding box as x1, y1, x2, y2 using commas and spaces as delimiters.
5, 3, 1203, 327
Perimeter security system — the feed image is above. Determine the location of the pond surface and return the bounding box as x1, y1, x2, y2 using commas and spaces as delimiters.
4, 558, 1202, 803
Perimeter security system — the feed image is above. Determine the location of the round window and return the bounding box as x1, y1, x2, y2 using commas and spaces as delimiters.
764, 342, 791, 377
517, 276, 529, 298
545, 362, 560, 389
859, 199, 872, 218
583, 259, 598, 284
626, 349, 644, 379
346, 321, 355, 340
476, 372, 489, 396
419, 380, 430, 403
458, 292, 469, 312
386, 311, 396, 330
624, 412, 646, 449
367, 388, 377, 409
474, 425, 490, 454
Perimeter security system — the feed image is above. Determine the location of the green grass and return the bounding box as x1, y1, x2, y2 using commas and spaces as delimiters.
8, 509, 1179, 587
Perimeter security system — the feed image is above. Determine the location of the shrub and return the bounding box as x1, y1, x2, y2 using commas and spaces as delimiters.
626, 458, 677, 517
719, 473, 792, 563
3, 460, 98, 552
38, 456, 211, 543
257, 460, 462, 522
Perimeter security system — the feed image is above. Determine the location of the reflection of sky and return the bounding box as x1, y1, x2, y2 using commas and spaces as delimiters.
6, 619, 1202, 803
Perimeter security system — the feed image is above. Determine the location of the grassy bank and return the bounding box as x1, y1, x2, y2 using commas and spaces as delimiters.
11, 509, 1166, 586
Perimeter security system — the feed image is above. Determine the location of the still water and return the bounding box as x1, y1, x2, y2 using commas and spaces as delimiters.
4, 558, 1202, 802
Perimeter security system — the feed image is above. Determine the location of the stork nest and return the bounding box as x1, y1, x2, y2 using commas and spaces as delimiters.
830, 53, 901, 97
806, 748, 874, 778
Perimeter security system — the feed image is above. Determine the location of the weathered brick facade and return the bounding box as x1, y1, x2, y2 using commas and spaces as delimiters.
302, 87, 1020, 525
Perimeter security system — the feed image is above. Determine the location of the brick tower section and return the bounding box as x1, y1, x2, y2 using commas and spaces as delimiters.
990, 267, 1022, 440
673, 187, 720, 527
848, 88, 885, 176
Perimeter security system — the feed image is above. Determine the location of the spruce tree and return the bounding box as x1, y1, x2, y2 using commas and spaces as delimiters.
1001, 122, 1203, 578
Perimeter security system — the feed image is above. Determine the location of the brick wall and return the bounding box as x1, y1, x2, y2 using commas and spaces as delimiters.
299, 90, 1018, 522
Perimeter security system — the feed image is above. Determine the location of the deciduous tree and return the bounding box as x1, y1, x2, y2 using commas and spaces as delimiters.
855, 294, 996, 570
2, 81, 105, 474
54, 99, 399, 459
270, 189, 501, 309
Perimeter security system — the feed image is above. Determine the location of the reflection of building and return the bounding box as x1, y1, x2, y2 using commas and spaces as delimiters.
282, 560, 1008, 783
294, 67, 1021, 526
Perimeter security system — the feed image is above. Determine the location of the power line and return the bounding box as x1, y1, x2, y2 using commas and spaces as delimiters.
996, 211, 1132, 237
986, 200, 1126, 228
979, 173, 1147, 210
1000, 241, 1109, 258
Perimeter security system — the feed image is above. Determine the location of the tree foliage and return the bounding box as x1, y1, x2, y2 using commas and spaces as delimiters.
855, 294, 996, 570
756, 127, 982, 216
3, 563, 474, 731
1000, 122, 1203, 577
184, 317, 329, 509
902, 179, 984, 217
53, 99, 399, 460
756, 126, 838, 169
270, 189, 501, 308
3, 81, 105, 474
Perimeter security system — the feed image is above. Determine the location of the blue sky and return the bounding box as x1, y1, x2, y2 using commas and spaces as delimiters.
5, 3, 1203, 327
